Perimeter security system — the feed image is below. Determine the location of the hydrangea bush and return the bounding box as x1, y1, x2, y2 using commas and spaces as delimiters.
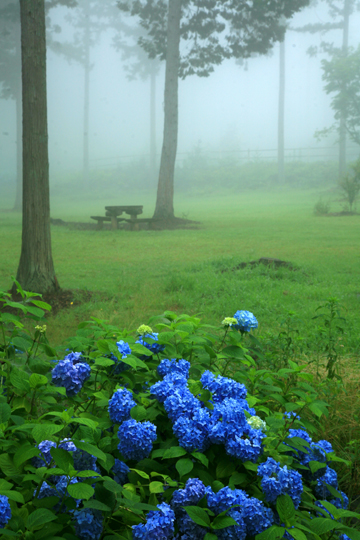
0, 283, 359, 540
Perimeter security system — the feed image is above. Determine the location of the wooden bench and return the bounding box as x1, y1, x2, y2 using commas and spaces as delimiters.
90, 216, 126, 230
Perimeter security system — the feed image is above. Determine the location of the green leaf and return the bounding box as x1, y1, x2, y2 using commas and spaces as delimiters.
14, 444, 40, 468
67, 483, 94, 500
76, 470, 101, 478
191, 452, 209, 467
149, 481, 164, 493
163, 446, 187, 459
11, 337, 32, 352
32, 424, 63, 444
31, 300, 51, 311
50, 447, 74, 473
184, 506, 210, 528
0, 454, 19, 476
0, 490, 24, 503
0, 403, 11, 424
94, 357, 115, 367
130, 469, 150, 480
309, 461, 326, 474
130, 406, 148, 422
10, 368, 30, 392
216, 459, 236, 479
83, 500, 111, 512
204, 534, 218, 540
176, 458, 194, 477
229, 472, 248, 486
26, 508, 57, 531
255, 525, 285, 540
276, 494, 295, 525
73, 441, 106, 462
286, 528, 308, 540
212, 515, 238, 530
308, 518, 338, 536
69, 418, 98, 430
29, 373, 48, 388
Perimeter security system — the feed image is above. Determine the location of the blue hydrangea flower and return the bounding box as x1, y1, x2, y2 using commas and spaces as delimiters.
164, 387, 201, 423
33, 481, 57, 500
112, 459, 130, 484
171, 479, 207, 539
150, 373, 188, 403
258, 457, 303, 508
136, 333, 165, 354
205, 486, 274, 538
201, 371, 247, 402
116, 340, 131, 358
32, 440, 57, 467
0, 495, 11, 528
118, 419, 157, 461
171, 478, 206, 508
157, 358, 190, 379
108, 388, 136, 424
233, 310, 258, 332
52, 354, 91, 397
132, 502, 175, 539
315, 466, 338, 499
172, 409, 212, 453
73, 508, 103, 540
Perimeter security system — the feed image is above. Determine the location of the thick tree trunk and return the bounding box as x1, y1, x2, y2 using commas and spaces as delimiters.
14, 0, 59, 294
152, 0, 181, 220
150, 61, 157, 183
83, 0, 90, 184
339, 0, 351, 178
13, 22, 22, 212
278, 38, 285, 184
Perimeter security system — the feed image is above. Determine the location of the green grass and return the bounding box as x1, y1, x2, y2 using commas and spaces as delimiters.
1, 185, 360, 351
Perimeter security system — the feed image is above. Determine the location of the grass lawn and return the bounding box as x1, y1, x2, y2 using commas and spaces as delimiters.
0, 185, 359, 354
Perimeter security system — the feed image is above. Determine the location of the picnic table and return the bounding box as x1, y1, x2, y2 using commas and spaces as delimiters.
91, 205, 149, 231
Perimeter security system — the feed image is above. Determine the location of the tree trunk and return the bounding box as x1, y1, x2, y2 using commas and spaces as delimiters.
83, 0, 90, 184
13, 21, 22, 212
152, 0, 181, 221
150, 60, 157, 184
14, 0, 59, 294
339, 0, 351, 178
278, 38, 285, 184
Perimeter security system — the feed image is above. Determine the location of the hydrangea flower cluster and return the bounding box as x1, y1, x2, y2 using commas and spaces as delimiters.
34, 476, 81, 511
108, 388, 136, 424
150, 362, 264, 461
157, 358, 190, 379
132, 502, 175, 539
233, 310, 258, 332
136, 332, 165, 354
118, 419, 157, 461
287, 429, 334, 479
32, 439, 98, 476
51, 351, 91, 397
168, 480, 273, 539
73, 508, 103, 540
112, 459, 130, 485
0, 495, 11, 528
258, 457, 303, 508
315, 466, 349, 509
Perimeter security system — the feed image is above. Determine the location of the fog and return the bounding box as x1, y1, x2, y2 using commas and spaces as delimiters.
1, 0, 360, 184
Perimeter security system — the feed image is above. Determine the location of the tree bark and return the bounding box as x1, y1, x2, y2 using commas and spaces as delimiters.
13, 21, 22, 212
150, 60, 157, 184
278, 38, 285, 184
83, 0, 90, 184
152, 0, 181, 221
14, 0, 59, 294
339, 0, 351, 178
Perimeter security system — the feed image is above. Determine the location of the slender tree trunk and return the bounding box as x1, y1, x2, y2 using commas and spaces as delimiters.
13, 70, 22, 212
14, 0, 59, 294
339, 0, 351, 178
83, 0, 90, 184
278, 38, 285, 184
150, 61, 157, 183
152, 0, 181, 220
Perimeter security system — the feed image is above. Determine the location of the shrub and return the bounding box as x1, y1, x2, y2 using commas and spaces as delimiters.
0, 283, 359, 539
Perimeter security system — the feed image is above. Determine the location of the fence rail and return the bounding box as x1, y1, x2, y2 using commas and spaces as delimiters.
89, 145, 360, 170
